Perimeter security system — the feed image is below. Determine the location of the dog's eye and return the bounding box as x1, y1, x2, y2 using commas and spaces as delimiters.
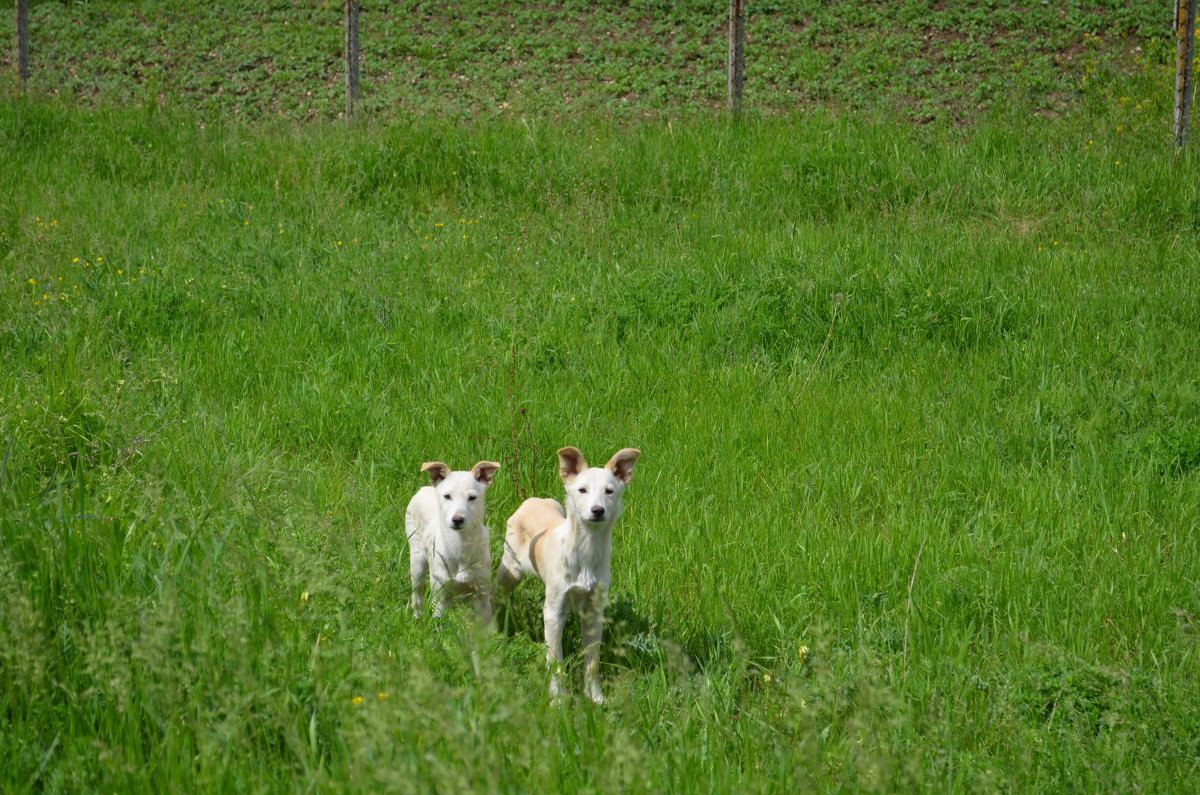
442, 494, 451, 501
467, 495, 477, 501
578, 487, 588, 494
605, 487, 614, 494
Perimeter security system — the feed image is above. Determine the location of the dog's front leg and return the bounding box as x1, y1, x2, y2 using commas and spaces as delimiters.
543, 589, 568, 700
431, 579, 451, 620
430, 557, 456, 620
466, 576, 493, 627
581, 587, 607, 704
409, 549, 429, 617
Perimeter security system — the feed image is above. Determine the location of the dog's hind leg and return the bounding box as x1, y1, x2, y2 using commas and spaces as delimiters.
494, 558, 522, 598
489, 549, 522, 633
493, 538, 524, 600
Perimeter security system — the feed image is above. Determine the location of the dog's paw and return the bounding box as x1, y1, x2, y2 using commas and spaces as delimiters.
586, 685, 606, 705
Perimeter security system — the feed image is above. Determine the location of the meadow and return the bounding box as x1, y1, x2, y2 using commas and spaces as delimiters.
3, 1, 1200, 792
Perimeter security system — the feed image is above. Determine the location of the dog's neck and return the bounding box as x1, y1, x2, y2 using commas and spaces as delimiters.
563, 500, 615, 575
458, 521, 485, 538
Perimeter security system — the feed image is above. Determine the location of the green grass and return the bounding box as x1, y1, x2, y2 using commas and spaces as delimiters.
3, 96, 1199, 790
3, 1, 1200, 791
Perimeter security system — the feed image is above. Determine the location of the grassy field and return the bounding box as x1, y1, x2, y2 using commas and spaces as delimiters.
3, 1, 1200, 793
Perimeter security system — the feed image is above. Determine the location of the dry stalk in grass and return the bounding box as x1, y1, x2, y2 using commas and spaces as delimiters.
902, 533, 928, 682
795, 292, 848, 400
471, 343, 538, 502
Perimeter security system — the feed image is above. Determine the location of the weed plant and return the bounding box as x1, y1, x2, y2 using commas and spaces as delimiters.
0, 0, 1168, 122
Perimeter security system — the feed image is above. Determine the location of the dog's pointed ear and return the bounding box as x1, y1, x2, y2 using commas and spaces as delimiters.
605, 448, 640, 485
421, 461, 451, 486
471, 460, 501, 486
558, 447, 588, 482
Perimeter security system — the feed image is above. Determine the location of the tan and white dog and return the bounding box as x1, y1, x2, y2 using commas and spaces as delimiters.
496, 446, 640, 703
406, 460, 500, 624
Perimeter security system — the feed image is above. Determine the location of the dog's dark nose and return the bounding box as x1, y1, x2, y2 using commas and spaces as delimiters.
451, 515, 465, 528
590, 505, 605, 520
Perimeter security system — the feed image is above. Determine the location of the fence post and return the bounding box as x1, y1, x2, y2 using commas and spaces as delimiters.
727, 0, 744, 116
15, 0, 29, 94
1174, 0, 1198, 149
345, 0, 361, 118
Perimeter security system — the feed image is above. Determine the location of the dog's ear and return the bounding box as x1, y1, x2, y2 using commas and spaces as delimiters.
605, 448, 640, 485
471, 460, 501, 486
421, 461, 451, 486
558, 447, 588, 482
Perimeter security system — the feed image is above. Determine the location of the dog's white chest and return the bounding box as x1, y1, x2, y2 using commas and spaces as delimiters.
442, 527, 489, 577
562, 548, 610, 602
561, 530, 610, 588
565, 570, 605, 598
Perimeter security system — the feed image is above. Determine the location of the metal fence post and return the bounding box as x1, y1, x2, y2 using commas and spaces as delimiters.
15, 0, 29, 94
1174, 0, 1198, 149
345, 0, 362, 118
727, 0, 744, 116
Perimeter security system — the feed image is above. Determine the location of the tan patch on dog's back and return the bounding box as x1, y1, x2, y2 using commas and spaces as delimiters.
508, 498, 564, 573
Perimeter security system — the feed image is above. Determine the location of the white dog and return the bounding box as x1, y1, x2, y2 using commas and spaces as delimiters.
496, 446, 640, 703
406, 460, 500, 624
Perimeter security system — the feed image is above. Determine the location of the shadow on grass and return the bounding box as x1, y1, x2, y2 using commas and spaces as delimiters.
492, 587, 740, 682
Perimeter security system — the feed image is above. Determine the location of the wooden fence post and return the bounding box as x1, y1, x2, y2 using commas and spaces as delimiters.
15, 0, 29, 94
1174, 0, 1198, 148
727, 0, 744, 116
345, 0, 361, 118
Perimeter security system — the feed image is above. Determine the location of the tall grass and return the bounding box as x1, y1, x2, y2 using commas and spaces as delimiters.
2, 96, 1199, 790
